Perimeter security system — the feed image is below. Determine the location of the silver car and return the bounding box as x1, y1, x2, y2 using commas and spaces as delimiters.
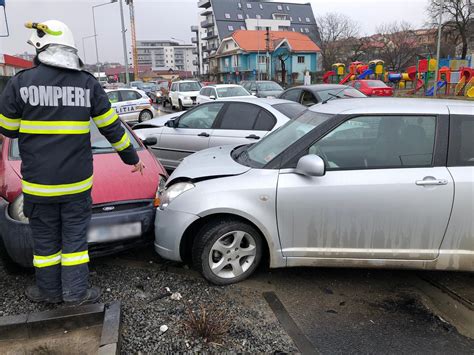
133, 99, 306, 170
154, 98, 474, 285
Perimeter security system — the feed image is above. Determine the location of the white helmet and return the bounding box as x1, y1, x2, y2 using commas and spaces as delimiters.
25, 20, 77, 51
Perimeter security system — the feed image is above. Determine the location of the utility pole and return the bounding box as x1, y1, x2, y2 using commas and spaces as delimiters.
265, 27, 271, 80
119, 0, 130, 86
434, 0, 444, 96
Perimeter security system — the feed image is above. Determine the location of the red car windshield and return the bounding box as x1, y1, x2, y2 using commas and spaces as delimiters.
9, 123, 141, 160
365, 80, 388, 88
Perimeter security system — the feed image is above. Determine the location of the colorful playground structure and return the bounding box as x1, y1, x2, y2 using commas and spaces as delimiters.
323, 57, 474, 98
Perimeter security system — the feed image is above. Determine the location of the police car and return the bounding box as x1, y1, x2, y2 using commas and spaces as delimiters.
106, 88, 157, 123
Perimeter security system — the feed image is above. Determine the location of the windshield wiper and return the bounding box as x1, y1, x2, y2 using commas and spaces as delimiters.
321, 89, 346, 104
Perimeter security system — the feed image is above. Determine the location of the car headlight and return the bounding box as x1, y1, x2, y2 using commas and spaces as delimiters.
154, 174, 167, 207
8, 194, 29, 223
184, 96, 190, 100
159, 182, 194, 210
156, 92, 162, 97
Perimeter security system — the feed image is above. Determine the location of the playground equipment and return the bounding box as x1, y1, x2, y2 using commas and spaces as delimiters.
455, 67, 474, 96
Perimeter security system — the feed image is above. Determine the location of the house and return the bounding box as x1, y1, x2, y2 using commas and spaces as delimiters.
210, 30, 320, 84
0, 54, 33, 76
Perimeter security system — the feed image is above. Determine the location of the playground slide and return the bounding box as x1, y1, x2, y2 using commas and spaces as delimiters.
467, 86, 474, 98
425, 80, 446, 96
409, 78, 424, 94
339, 73, 353, 85
358, 69, 374, 80
465, 77, 474, 95
455, 76, 466, 96
323, 70, 336, 84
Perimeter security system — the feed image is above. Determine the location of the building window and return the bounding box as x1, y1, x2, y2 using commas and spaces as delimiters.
298, 17, 302, 22
305, 28, 309, 33
241, 25, 246, 30
277, 5, 282, 10
298, 56, 305, 64
286, 5, 290, 10
292, 28, 295, 32
258, 55, 268, 64
246, 14, 250, 19
259, 4, 263, 9
300, 28, 304, 33
228, 25, 234, 31
247, 3, 252, 8
256, 14, 261, 19
290, 16, 293, 21
306, 17, 311, 22
225, 13, 231, 19
237, 13, 243, 19
238, 2, 241, 8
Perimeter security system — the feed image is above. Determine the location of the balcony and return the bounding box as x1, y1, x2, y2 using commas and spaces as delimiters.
193, 60, 199, 66
192, 48, 199, 55
198, 0, 211, 9
190, 25, 199, 32
191, 37, 198, 44
200, 9, 212, 16
202, 32, 218, 41
200, 17, 214, 28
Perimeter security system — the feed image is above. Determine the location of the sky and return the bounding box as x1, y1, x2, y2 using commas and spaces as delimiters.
0, 0, 429, 64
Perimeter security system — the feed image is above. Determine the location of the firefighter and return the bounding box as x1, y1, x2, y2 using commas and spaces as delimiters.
0, 20, 145, 305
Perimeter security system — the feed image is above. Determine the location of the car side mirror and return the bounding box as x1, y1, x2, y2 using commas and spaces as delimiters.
209, 95, 216, 100
165, 119, 177, 128
251, 92, 257, 96
141, 137, 157, 146
296, 154, 326, 177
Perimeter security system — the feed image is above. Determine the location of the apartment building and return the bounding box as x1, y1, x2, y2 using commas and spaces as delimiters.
136, 40, 198, 74
195, 0, 320, 75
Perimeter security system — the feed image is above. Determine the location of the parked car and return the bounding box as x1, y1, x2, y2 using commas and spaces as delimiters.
149, 81, 169, 104
347, 80, 394, 97
168, 80, 202, 111
106, 88, 157, 123
133, 98, 307, 170
130, 81, 145, 90
196, 84, 255, 104
241, 80, 284, 98
153, 98, 474, 285
0, 123, 167, 267
279, 84, 366, 107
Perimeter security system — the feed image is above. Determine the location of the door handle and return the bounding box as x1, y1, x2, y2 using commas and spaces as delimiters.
415, 179, 448, 186
246, 134, 260, 140
198, 132, 210, 137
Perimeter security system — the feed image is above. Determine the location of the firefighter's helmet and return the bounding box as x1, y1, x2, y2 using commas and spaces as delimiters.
25, 20, 77, 51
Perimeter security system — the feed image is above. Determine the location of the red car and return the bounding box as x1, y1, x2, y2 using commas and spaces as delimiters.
348, 80, 394, 97
0, 123, 167, 267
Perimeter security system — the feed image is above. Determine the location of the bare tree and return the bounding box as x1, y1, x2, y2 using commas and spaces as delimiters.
427, 0, 472, 59
316, 13, 360, 71
376, 22, 419, 71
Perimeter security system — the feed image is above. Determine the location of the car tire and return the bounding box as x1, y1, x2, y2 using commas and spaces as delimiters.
139, 109, 153, 123
178, 100, 184, 111
192, 218, 263, 285
1, 229, 33, 268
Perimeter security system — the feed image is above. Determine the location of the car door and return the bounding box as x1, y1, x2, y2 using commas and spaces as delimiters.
116, 90, 141, 121
279, 88, 303, 103
170, 83, 178, 107
209, 102, 276, 147
277, 114, 454, 260
157, 102, 224, 168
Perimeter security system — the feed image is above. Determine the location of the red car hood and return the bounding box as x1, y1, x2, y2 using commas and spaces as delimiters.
9, 150, 161, 205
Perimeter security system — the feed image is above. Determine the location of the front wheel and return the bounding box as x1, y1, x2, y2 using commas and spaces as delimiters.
139, 110, 153, 122
193, 219, 263, 285
178, 100, 184, 111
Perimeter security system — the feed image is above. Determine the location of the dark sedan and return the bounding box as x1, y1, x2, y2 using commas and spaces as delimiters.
279, 84, 366, 107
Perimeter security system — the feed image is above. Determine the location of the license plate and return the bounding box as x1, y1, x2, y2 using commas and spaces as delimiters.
87, 222, 142, 243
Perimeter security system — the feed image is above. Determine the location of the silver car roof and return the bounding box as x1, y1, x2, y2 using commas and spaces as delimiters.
310, 98, 473, 116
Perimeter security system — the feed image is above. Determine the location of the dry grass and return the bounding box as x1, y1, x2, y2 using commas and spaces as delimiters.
183, 303, 231, 343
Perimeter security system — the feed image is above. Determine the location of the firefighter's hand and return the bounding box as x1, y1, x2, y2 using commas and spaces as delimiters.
132, 160, 146, 175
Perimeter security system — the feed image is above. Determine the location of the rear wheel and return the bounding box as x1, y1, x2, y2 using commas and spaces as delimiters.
139, 109, 153, 122
192, 218, 262, 285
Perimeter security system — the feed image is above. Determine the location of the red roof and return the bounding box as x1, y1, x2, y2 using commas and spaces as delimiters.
231, 30, 320, 52
3, 54, 33, 69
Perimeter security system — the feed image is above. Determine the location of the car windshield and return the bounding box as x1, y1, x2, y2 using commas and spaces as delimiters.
9, 123, 140, 159
216, 86, 250, 97
257, 82, 283, 91
141, 83, 156, 90
366, 80, 388, 88
179, 82, 202, 92
317, 88, 366, 101
233, 110, 333, 168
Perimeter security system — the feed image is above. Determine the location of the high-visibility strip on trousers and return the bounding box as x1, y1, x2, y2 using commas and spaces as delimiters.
62, 250, 90, 266
33, 250, 61, 268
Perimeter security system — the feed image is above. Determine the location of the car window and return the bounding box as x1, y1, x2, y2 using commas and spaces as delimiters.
366, 80, 388, 87
309, 116, 436, 170
354, 82, 362, 90
179, 82, 201, 92
210, 88, 217, 98
216, 86, 250, 98
448, 115, 474, 166
280, 89, 301, 102
107, 91, 120, 104
218, 103, 261, 130
9, 123, 141, 160
301, 90, 318, 106
121, 90, 141, 101
177, 103, 224, 129
317, 88, 366, 101
171, 83, 177, 91
250, 83, 257, 91
272, 102, 307, 119
200, 88, 209, 96
257, 82, 283, 91
254, 110, 276, 131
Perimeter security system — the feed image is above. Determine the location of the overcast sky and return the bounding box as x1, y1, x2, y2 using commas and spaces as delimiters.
0, 0, 428, 64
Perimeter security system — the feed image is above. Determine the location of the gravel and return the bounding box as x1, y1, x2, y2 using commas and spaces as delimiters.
0, 252, 297, 353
